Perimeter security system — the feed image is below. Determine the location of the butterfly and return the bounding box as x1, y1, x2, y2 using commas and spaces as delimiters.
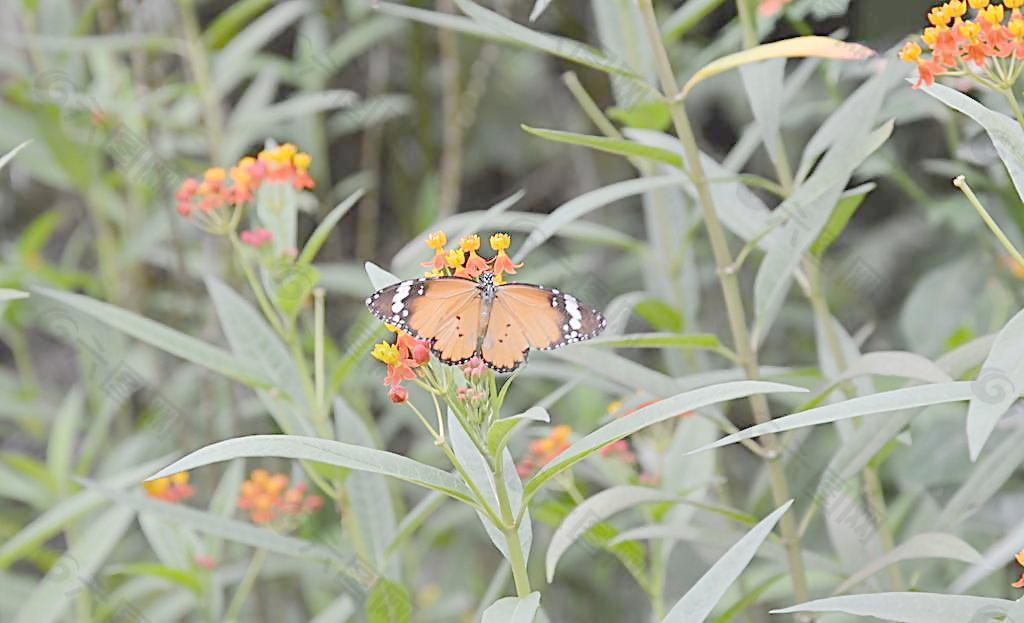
365, 272, 606, 373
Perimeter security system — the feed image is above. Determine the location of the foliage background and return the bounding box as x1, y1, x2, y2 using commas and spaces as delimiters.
4, 0, 1024, 622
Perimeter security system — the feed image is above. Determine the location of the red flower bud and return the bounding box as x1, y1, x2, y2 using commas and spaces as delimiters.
388, 385, 408, 403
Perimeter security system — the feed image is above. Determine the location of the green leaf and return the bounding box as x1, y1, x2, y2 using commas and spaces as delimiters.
272, 262, 320, 320
920, 82, 1024, 205
584, 332, 731, 356
213, 0, 311, 95
966, 307, 1024, 461
297, 189, 365, 265
772, 593, 1024, 622
148, 435, 474, 504
487, 407, 550, 458
687, 382, 975, 455
46, 388, 83, 496
810, 182, 874, 257
448, 410, 531, 563
521, 126, 683, 170
740, 60, 786, 179
514, 174, 682, 261
0, 289, 29, 302
482, 592, 541, 623
452, 0, 637, 77
607, 100, 672, 131
547, 486, 677, 582
14, 505, 136, 623
753, 120, 893, 344
106, 562, 204, 594
834, 533, 981, 595
365, 261, 400, 291
528, 0, 552, 21
662, 501, 793, 622
365, 578, 412, 623
526, 381, 804, 499
32, 288, 269, 388
202, 0, 272, 48
0, 140, 31, 171
206, 277, 315, 435
0, 456, 171, 569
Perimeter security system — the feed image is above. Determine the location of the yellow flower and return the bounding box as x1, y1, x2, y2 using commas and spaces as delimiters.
922, 26, 945, 47
279, 143, 297, 159
204, 167, 226, 183
293, 152, 311, 170
425, 231, 447, 250
948, 0, 968, 17
372, 342, 401, 365
927, 5, 950, 27
460, 234, 481, 252
1008, 0, 1024, 8
445, 248, 465, 269
969, 0, 990, 9
489, 232, 512, 252
899, 41, 923, 63
1012, 19, 1024, 38
979, 4, 1004, 24
960, 20, 982, 42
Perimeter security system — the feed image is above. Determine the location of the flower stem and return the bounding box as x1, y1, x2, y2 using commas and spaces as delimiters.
224, 548, 267, 622
735, 0, 758, 49
1002, 87, 1024, 130
638, 0, 810, 606
954, 175, 1024, 269
229, 232, 286, 338
313, 287, 326, 414
493, 452, 532, 597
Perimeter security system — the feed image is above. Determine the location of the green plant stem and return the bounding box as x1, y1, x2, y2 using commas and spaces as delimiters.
1003, 87, 1024, 129
229, 232, 286, 337
638, 0, 811, 606
954, 175, 1024, 269
735, 0, 758, 50
224, 548, 268, 622
493, 452, 532, 598
178, 0, 225, 162
313, 287, 326, 415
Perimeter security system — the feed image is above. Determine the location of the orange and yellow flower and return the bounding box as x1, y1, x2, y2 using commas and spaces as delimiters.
902, 0, 1024, 89
516, 425, 572, 477
372, 328, 431, 401
144, 471, 195, 503
236, 469, 322, 525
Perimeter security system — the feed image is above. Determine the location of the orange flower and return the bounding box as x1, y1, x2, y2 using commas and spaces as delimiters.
489, 233, 523, 280
517, 425, 572, 477
372, 330, 431, 397
459, 235, 489, 278
237, 469, 321, 525
144, 472, 195, 503
421, 231, 448, 270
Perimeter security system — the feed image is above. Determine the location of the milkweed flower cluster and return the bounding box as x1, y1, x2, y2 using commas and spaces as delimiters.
372, 328, 431, 403
143, 471, 194, 502
516, 425, 572, 478
236, 469, 322, 526
900, 0, 1024, 89
174, 143, 314, 234
420, 230, 523, 283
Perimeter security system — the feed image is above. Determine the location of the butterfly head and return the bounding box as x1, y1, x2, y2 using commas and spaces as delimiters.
476, 272, 495, 287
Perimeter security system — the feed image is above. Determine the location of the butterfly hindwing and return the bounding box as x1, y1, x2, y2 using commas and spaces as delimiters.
480, 296, 533, 373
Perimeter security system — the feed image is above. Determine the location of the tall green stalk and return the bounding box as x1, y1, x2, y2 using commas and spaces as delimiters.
637, 0, 811, 605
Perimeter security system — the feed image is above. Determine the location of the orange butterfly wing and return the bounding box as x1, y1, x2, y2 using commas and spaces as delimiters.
365, 277, 482, 365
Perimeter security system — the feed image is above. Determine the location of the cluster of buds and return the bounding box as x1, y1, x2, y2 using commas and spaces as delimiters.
240, 227, 273, 248
421, 231, 523, 283
174, 143, 314, 234
900, 0, 1024, 89
372, 328, 432, 403
237, 469, 323, 526
516, 425, 572, 478
143, 471, 195, 502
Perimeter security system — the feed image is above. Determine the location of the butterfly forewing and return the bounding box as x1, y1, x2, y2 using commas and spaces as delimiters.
495, 283, 606, 350
365, 277, 483, 365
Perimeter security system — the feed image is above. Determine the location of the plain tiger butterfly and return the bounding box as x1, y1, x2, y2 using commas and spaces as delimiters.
365, 272, 606, 373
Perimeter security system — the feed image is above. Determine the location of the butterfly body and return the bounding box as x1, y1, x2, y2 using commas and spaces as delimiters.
366, 273, 605, 373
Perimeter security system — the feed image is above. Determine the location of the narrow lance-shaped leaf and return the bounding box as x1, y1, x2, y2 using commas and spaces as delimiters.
148, 435, 475, 504
662, 500, 794, 622
834, 533, 982, 595
688, 382, 976, 455
521, 126, 683, 173
547, 486, 678, 582
526, 381, 805, 499
773, 592, 1024, 623
965, 306, 1024, 461
32, 287, 269, 388
678, 36, 875, 99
